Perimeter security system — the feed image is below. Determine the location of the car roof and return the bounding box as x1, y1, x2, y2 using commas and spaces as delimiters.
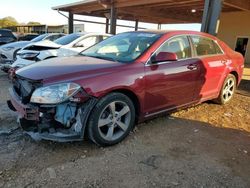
47, 33, 65, 35
24, 33, 39, 35
74, 32, 112, 36
127, 30, 217, 40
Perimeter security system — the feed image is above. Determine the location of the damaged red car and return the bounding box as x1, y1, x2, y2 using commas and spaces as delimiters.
8, 30, 244, 146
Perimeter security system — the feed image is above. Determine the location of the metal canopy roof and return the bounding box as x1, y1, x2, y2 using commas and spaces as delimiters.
52, 0, 250, 24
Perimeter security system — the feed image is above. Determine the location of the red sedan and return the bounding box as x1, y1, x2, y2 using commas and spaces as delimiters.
8, 30, 244, 146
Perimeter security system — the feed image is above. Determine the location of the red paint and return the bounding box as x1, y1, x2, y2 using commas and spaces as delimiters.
16, 31, 244, 121
154, 52, 178, 62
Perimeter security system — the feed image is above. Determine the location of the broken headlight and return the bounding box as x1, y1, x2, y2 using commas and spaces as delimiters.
19, 52, 39, 60
30, 83, 81, 104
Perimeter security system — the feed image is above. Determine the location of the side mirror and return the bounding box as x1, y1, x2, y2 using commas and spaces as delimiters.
152, 52, 178, 63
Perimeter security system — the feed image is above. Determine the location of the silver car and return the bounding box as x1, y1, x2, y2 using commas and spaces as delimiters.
0, 33, 65, 72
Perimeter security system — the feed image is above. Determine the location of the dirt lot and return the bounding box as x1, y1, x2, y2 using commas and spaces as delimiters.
0, 70, 249, 188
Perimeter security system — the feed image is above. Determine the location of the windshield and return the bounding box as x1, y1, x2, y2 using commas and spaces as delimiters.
81, 32, 162, 63
31, 34, 48, 42
54, 33, 82, 45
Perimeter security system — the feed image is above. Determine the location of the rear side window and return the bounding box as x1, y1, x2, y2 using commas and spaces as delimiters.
45, 35, 55, 41
213, 41, 223, 54
191, 36, 223, 56
31, 34, 48, 42
102, 36, 109, 40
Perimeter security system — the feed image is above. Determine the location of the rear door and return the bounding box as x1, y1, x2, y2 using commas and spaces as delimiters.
190, 35, 228, 100
144, 35, 201, 115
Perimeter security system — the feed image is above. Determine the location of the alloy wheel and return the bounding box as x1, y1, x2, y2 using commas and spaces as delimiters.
98, 101, 131, 141
222, 78, 235, 102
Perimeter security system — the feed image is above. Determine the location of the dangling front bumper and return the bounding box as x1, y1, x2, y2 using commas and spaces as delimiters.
7, 87, 97, 142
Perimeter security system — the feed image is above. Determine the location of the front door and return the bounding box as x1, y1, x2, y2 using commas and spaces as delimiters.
144, 35, 201, 115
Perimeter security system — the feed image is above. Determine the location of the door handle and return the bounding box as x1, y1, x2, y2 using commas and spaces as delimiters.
187, 64, 197, 70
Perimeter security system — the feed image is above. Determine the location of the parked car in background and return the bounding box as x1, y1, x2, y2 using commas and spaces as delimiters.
10, 32, 111, 70
18, 33, 40, 41
7, 30, 244, 146
0, 33, 65, 72
0, 29, 17, 46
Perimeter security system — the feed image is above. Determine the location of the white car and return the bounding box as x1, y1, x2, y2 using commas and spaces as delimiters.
0, 33, 65, 65
11, 32, 111, 69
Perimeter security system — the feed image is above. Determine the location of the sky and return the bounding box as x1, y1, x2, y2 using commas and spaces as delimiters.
0, 0, 201, 33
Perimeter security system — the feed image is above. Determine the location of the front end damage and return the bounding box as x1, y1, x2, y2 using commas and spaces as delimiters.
7, 76, 97, 142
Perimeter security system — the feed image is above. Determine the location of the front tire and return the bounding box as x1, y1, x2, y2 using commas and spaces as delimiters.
87, 93, 135, 146
214, 74, 236, 104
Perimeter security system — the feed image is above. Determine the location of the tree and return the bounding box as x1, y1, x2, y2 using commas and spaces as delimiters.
0, 16, 18, 28
27, 21, 41, 25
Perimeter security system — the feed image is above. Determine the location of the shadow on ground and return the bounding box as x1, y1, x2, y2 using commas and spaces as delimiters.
0, 69, 249, 187
0, 116, 249, 188
237, 79, 250, 97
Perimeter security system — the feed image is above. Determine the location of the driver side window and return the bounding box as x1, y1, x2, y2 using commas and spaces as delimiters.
156, 36, 192, 60
75, 36, 98, 48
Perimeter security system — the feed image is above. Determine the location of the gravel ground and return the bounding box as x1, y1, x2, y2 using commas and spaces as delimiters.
0, 70, 249, 188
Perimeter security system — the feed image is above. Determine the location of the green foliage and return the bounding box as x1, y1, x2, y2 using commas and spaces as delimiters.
27, 21, 41, 25
0, 16, 18, 28
0, 17, 41, 28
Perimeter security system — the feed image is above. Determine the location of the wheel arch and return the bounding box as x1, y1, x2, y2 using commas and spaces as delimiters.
84, 89, 140, 145
13, 48, 21, 59
229, 71, 239, 85
84, 88, 142, 139
109, 89, 141, 122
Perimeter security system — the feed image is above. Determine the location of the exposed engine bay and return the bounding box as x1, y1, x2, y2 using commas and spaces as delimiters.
20, 99, 97, 142
7, 75, 97, 142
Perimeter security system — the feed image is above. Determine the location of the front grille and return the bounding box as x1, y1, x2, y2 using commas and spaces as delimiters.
13, 77, 41, 104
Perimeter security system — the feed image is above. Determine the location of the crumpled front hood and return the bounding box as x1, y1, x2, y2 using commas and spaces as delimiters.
24, 40, 62, 50
16, 56, 123, 82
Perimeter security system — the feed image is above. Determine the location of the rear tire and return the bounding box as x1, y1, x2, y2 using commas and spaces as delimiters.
87, 93, 135, 146
214, 74, 236, 105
